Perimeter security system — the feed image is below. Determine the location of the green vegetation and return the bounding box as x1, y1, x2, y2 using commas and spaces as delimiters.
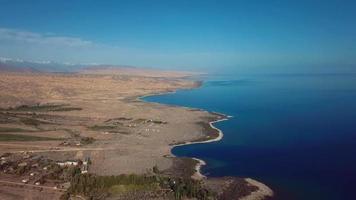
0, 113, 16, 124
44, 164, 82, 181
153, 165, 160, 174
104, 117, 132, 122
164, 157, 200, 179
132, 118, 147, 124
20, 118, 43, 126
171, 178, 212, 200
130, 118, 168, 124
88, 125, 117, 131
60, 192, 70, 200
0, 133, 60, 141
62, 128, 81, 138
80, 137, 95, 145
14, 165, 30, 175
109, 183, 159, 194
88, 125, 129, 134
152, 120, 168, 124
115, 117, 132, 121
219, 178, 258, 199
51, 107, 82, 112
64, 173, 213, 200
0, 127, 34, 132
64, 166, 82, 180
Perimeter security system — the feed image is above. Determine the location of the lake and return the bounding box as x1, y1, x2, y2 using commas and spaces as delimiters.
144, 73, 356, 199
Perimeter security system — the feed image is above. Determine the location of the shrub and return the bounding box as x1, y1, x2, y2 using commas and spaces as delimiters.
153, 165, 160, 174
60, 192, 70, 200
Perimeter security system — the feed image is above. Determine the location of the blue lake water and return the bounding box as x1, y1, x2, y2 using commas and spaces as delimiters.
144, 73, 356, 200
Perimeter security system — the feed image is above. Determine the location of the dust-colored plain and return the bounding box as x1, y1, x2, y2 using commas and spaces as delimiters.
0, 68, 272, 199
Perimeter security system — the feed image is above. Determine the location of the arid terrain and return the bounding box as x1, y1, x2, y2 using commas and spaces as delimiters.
0, 68, 272, 200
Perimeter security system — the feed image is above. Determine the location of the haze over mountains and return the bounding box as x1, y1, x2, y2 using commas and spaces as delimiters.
0, 57, 83, 72
0, 57, 141, 73
0, 57, 196, 78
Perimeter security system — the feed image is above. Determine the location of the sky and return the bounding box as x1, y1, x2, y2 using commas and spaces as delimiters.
0, 0, 355, 73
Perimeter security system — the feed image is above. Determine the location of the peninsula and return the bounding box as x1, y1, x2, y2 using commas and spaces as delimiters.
0, 67, 272, 200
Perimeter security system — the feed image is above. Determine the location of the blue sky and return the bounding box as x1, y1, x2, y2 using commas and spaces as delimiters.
0, 0, 355, 72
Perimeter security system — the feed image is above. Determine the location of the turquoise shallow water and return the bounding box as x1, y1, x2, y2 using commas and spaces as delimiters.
144, 73, 356, 200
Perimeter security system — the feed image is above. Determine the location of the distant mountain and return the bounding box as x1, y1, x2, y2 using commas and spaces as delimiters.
0, 57, 143, 73
0, 57, 86, 73
0, 57, 196, 78
80, 64, 196, 78
0, 60, 39, 73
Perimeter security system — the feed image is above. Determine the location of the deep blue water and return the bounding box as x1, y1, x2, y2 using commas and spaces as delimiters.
144, 73, 356, 200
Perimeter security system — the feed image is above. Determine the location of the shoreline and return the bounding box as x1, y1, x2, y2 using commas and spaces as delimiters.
241, 178, 274, 200
137, 82, 230, 180
0, 70, 274, 199
172, 117, 229, 148
191, 157, 207, 179
169, 106, 274, 200
139, 86, 230, 180
140, 81, 274, 199
171, 117, 230, 180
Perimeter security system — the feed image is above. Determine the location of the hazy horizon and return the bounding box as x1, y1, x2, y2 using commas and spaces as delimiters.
1, 2, 356, 199
1, 0, 356, 73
